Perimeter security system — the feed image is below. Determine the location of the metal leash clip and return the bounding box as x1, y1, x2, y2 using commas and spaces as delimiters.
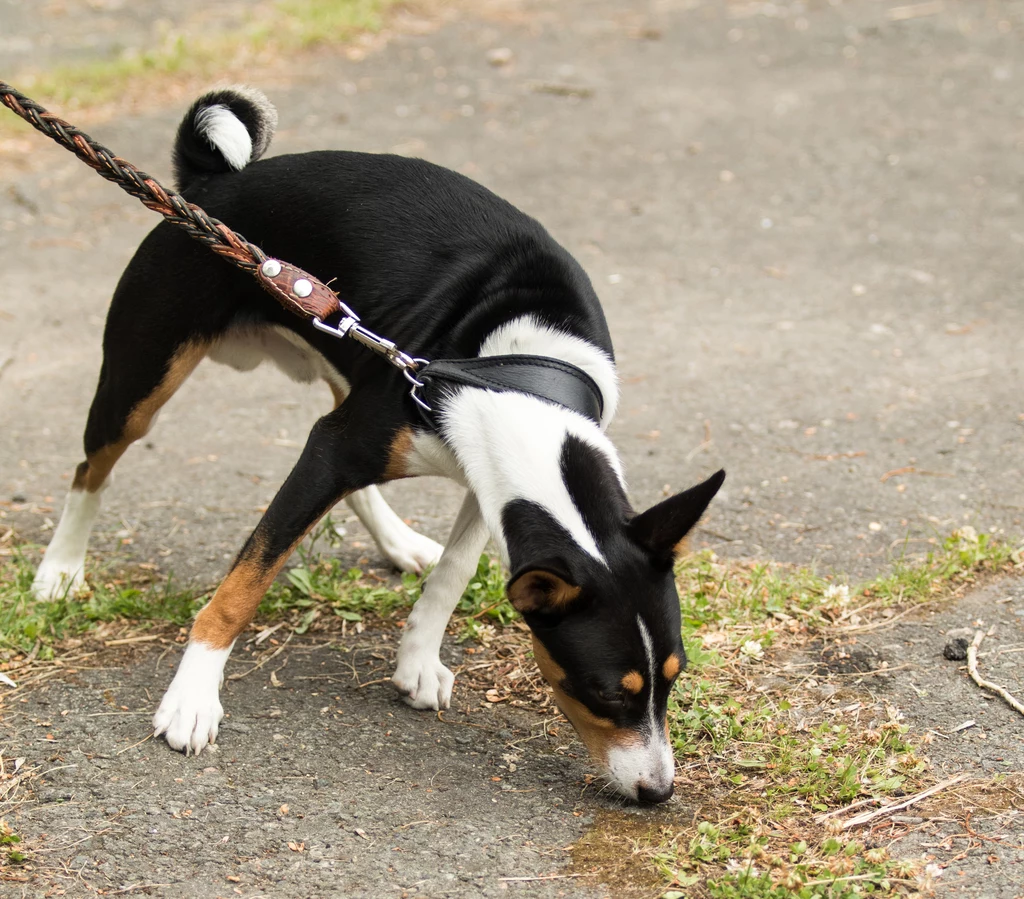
311, 295, 362, 340
357, 334, 431, 412
402, 361, 432, 413
312, 313, 432, 412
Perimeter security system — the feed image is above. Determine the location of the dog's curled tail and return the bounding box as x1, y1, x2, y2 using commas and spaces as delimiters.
172, 87, 278, 191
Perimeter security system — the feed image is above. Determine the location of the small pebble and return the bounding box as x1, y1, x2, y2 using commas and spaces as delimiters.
943, 637, 970, 661
486, 47, 514, 66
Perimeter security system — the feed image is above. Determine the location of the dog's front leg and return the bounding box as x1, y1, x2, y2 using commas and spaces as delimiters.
392, 491, 488, 710
154, 400, 402, 754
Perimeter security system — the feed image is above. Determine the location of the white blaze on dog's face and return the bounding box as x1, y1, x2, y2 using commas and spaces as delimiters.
518, 571, 686, 803
506, 469, 724, 803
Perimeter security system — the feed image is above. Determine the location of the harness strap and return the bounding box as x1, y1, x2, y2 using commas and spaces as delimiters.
414, 355, 604, 431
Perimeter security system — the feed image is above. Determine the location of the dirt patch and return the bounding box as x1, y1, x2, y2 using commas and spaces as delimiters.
811, 641, 889, 677
567, 809, 669, 899
1, 633, 609, 898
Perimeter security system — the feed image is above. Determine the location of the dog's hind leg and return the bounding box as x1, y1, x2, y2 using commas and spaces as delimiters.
32, 339, 208, 600
345, 487, 444, 575
392, 491, 489, 710
154, 397, 413, 754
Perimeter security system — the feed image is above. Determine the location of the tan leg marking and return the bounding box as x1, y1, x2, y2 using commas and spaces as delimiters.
191, 559, 271, 649
74, 341, 209, 493
191, 527, 312, 650
383, 426, 415, 482
191, 466, 358, 650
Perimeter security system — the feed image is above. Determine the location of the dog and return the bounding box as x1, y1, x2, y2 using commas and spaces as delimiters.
31, 87, 724, 803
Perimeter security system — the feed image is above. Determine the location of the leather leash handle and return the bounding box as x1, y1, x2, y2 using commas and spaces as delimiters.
254, 259, 344, 321
0, 80, 342, 324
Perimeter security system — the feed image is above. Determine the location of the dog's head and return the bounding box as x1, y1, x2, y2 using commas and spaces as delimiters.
504, 466, 725, 803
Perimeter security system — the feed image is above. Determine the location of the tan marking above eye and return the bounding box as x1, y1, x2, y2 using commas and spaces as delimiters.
621, 670, 644, 694
662, 654, 681, 681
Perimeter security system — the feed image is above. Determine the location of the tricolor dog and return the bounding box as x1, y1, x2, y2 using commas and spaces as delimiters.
32, 88, 724, 803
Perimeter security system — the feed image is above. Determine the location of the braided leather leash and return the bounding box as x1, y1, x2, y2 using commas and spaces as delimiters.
0, 81, 430, 389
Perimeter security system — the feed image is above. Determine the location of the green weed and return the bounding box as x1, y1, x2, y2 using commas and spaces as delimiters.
451, 554, 515, 642
259, 519, 514, 639
0, 819, 26, 866
260, 517, 420, 628
0, 544, 202, 660
654, 820, 921, 899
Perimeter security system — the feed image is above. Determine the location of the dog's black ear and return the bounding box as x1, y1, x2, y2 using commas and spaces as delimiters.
628, 469, 725, 563
507, 562, 580, 615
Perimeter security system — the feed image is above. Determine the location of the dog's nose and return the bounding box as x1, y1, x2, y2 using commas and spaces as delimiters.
637, 781, 673, 804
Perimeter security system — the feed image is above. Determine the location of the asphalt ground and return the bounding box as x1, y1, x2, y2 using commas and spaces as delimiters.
1, 1, 1022, 896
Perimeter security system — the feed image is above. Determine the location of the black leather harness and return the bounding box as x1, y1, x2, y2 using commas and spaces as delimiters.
413, 354, 604, 432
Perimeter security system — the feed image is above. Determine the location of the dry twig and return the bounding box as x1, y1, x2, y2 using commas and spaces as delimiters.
967, 631, 1024, 717
838, 773, 971, 830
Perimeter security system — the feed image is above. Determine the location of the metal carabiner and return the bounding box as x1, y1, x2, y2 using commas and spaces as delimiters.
402, 359, 432, 412
312, 315, 358, 339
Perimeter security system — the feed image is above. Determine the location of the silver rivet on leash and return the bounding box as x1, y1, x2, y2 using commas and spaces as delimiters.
260, 259, 282, 277
293, 278, 313, 298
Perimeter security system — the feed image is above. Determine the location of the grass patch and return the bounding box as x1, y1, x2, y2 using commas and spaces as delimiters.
259, 517, 420, 632
675, 528, 1017, 641
0, 544, 203, 661
274, 0, 396, 48
3, 0, 400, 125
259, 522, 512, 639
631, 528, 1022, 898
0, 515, 512, 665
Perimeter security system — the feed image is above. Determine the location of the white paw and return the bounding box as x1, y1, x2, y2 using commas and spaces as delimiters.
381, 532, 444, 576
153, 685, 223, 755
31, 562, 86, 601
153, 643, 230, 755
392, 652, 454, 710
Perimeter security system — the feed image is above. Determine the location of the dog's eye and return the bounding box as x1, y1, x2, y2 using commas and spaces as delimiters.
595, 688, 624, 706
